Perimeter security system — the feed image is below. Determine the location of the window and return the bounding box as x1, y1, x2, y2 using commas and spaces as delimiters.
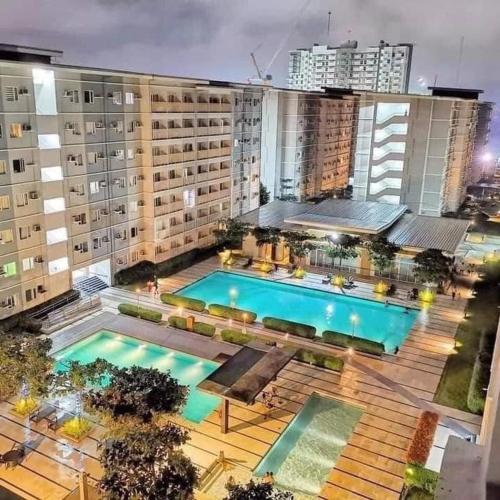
125, 92, 134, 104
44, 197, 65, 214
16, 193, 29, 207
85, 122, 96, 135
32, 68, 57, 115
84, 90, 94, 104
87, 152, 97, 164
25, 288, 37, 303
10, 123, 22, 138
0, 229, 13, 244
131, 227, 138, 238
0, 124, 2, 138
12, 159, 25, 173
89, 181, 100, 195
46, 227, 68, 245
129, 200, 138, 212
183, 189, 195, 208
91, 209, 101, 222
127, 149, 134, 160
0, 262, 16, 278
5, 86, 18, 102
22, 257, 35, 272
112, 149, 124, 160
129, 175, 137, 187
19, 225, 31, 240
93, 237, 102, 249
67, 90, 79, 103
112, 91, 122, 105
41, 166, 63, 182
38, 134, 60, 149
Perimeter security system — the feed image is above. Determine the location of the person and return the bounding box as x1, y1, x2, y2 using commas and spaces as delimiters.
274, 262, 279, 272
394, 346, 399, 355
452, 290, 456, 301
262, 472, 272, 484
147, 280, 153, 293
406, 290, 411, 301
384, 299, 389, 307
225, 476, 236, 489
269, 472, 275, 485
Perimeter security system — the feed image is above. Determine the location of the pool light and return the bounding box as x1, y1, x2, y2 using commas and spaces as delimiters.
326, 304, 333, 314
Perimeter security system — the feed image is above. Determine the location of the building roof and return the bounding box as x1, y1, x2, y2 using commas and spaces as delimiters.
240, 199, 407, 235
197, 346, 296, 405
386, 214, 470, 253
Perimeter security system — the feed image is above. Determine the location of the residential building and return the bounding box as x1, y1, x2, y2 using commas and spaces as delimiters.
470, 101, 494, 182
288, 40, 413, 93
352, 87, 481, 216
260, 88, 357, 201
0, 44, 262, 319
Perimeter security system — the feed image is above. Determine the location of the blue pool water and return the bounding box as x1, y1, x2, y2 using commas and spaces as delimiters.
255, 394, 362, 496
54, 331, 221, 423
177, 271, 418, 351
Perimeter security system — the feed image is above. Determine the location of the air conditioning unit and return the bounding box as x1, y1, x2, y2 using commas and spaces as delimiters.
102, 235, 110, 242
101, 209, 109, 216
65, 123, 74, 130
138, 200, 145, 207
34, 256, 44, 263
136, 148, 144, 155
99, 181, 107, 188
29, 191, 39, 200
32, 224, 41, 231
138, 175, 145, 181
19, 87, 29, 95
22, 124, 32, 131
112, 179, 121, 185
140, 250, 146, 256
117, 258, 124, 265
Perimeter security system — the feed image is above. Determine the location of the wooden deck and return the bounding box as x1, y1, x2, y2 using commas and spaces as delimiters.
0, 257, 482, 500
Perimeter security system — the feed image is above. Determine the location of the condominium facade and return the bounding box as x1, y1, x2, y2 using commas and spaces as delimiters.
260, 88, 357, 201
0, 44, 262, 319
352, 88, 481, 216
470, 101, 494, 182
288, 40, 413, 93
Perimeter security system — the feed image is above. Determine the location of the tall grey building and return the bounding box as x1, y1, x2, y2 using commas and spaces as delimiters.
288, 40, 413, 94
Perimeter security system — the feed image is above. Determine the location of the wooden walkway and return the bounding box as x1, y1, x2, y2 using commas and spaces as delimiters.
0, 257, 482, 500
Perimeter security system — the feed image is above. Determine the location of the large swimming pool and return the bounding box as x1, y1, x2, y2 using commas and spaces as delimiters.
54, 331, 221, 423
177, 271, 418, 352
255, 394, 362, 496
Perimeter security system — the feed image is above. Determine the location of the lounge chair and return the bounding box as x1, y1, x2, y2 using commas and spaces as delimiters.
0, 443, 25, 469
322, 273, 333, 284
242, 258, 253, 269
46, 412, 74, 431
29, 403, 56, 424
387, 284, 397, 297
411, 288, 419, 300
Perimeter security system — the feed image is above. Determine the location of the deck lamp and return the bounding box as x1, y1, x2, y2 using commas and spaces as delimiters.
350, 314, 358, 336
135, 288, 141, 312
242, 313, 248, 333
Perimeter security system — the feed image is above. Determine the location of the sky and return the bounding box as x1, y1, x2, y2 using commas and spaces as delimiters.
1, 0, 499, 153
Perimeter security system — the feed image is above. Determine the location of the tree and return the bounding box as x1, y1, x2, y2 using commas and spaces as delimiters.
0, 334, 53, 401
225, 480, 293, 500
366, 236, 401, 276
325, 234, 360, 272
54, 358, 112, 420
259, 182, 270, 206
85, 365, 188, 429
213, 218, 251, 252
100, 423, 198, 499
413, 249, 452, 286
252, 226, 281, 261
281, 231, 316, 268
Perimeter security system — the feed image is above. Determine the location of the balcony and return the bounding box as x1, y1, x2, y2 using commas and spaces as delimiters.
169, 223, 184, 236
151, 102, 195, 113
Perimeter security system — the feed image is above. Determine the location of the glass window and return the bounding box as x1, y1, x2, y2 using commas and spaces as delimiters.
183, 189, 195, 208
46, 227, 68, 245
112, 91, 122, 105
1, 262, 16, 277
48, 257, 69, 275
41, 166, 63, 182
32, 68, 57, 115
22, 257, 35, 271
38, 134, 60, 149
44, 197, 65, 214
125, 92, 134, 104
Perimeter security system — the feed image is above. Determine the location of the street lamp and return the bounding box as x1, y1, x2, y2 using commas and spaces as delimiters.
136, 288, 141, 318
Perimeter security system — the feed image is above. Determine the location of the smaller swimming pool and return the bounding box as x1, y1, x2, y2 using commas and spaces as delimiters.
255, 394, 362, 496
54, 331, 221, 423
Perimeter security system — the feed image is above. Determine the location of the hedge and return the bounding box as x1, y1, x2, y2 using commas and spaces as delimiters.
192, 322, 216, 337
114, 246, 217, 285
160, 293, 206, 312
221, 329, 254, 345
467, 347, 491, 414
118, 303, 162, 323
323, 330, 385, 356
295, 349, 344, 372
168, 315, 188, 330
208, 304, 257, 323
406, 411, 439, 466
262, 317, 316, 339
404, 464, 439, 497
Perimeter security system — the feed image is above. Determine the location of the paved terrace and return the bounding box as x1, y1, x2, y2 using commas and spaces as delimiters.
0, 257, 481, 500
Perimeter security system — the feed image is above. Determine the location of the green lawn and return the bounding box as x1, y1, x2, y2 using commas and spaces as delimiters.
434, 262, 500, 412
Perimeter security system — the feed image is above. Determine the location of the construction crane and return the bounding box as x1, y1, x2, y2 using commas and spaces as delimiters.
248, 0, 312, 85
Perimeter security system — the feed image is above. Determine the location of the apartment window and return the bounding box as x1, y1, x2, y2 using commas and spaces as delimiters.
89, 181, 100, 194
12, 158, 25, 173
131, 250, 139, 263
112, 91, 122, 105
67, 90, 79, 103
93, 237, 102, 249
91, 209, 101, 222
22, 257, 35, 272
48, 257, 69, 275
25, 288, 37, 303
0, 229, 13, 244
0, 124, 2, 138
129, 175, 137, 187
131, 227, 138, 238
5, 86, 19, 102
84, 90, 94, 104
127, 149, 134, 160
125, 92, 134, 105
112, 149, 124, 160
111, 120, 123, 133
0, 262, 16, 278
87, 152, 97, 164
41, 166, 63, 182
10, 123, 23, 138
38, 134, 60, 149
16, 193, 29, 207
19, 225, 31, 240
183, 189, 195, 208
129, 200, 138, 212
153, 172, 161, 182
44, 197, 65, 214
85, 122, 96, 135
46, 227, 68, 245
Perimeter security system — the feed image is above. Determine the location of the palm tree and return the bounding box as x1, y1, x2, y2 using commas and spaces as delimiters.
326, 234, 360, 273
252, 226, 281, 261
366, 235, 401, 277
281, 231, 316, 269
213, 218, 251, 263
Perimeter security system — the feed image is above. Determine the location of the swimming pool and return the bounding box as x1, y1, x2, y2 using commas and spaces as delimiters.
176, 271, 418, 351
54, 331, 221, 423
255, 394, 362, 496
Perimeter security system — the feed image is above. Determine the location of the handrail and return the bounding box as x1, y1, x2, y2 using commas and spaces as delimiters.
43, 295, 101, 329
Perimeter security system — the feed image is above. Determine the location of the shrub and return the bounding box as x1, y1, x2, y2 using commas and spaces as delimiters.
168, 315, 188, 330
114, 260, 155, 286
13, 397, 38, 417
263, 317, 316, 339
404, 463, 439, 497
467, 348, 491, 414
323, 330, 385, 355
221, 329, 254, 345
118, 303, 162, 323
160, 293, 206, 312
374, 281, 389, 295
192, 322, 216, 337
208, 304, 257, 323
332, 275, 345, 287
293, 268, 307, 279
295, 349, 344, 372
61, 417, 92, 441
406, 411, 439, 466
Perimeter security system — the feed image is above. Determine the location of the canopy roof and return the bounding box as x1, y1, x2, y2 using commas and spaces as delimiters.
197, 346, 296, 405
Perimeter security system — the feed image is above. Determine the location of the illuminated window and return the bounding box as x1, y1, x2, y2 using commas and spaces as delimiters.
0, 262, 16, 277
48, 257, 69, 275
38, 134, 61, 149
32, 68, 57, 115
44, 197, 65, 214
46, 227, 68, 245
41, 166, 63, 182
